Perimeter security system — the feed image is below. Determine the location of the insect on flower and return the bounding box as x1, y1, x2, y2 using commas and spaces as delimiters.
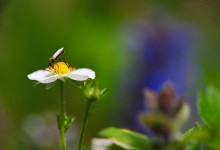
27, 47, 95, 84
49, 47, 64, 68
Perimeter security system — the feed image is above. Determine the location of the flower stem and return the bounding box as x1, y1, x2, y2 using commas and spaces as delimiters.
59, 81, 66, 150
77, 100, 93, 150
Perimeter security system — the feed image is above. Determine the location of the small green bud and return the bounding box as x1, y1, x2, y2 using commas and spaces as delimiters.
64, 115, 75, 132
56, 114, 75, 132
83, 81, 106, 102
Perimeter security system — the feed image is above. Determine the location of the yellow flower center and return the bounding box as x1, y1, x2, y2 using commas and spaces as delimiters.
53, 62, 69, 74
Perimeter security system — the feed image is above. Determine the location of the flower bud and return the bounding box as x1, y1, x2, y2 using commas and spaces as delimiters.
83, 81, 106, 102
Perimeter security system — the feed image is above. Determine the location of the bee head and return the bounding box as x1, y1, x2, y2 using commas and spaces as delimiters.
49, 58, 55, 67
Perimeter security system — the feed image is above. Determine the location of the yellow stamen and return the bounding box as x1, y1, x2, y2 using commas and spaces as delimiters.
53, 62, 69, 74
69, 67, 76, 72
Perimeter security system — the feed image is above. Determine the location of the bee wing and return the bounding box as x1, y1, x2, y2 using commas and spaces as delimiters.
53, 47, 64, 58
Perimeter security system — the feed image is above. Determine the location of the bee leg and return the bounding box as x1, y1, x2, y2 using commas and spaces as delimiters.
54, 63, 60, 73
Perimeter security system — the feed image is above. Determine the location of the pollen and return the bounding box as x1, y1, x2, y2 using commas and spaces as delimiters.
53, 62, 69, 74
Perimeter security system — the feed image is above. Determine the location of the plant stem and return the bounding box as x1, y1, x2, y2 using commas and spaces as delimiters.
59, 81, 66, 150
77, 100, 93, 150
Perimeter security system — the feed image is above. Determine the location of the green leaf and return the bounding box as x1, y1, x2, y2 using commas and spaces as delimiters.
182, 123, 209, 144
92, 138, 125, 150
180, 123, 220, 150
108, 144, 126, 150
99, 127, 151, 150
184, 140, 200, 150
140, 113, 174, 134
206, 136, 220, 150
198, 86, 220, 134
166, 123, 210, 150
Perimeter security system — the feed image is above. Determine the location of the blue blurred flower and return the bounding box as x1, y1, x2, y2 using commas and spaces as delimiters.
120, 10, 199, 132
139, 21, 196, 94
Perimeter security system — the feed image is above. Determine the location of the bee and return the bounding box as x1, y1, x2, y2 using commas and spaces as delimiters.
49, 47, 64, 67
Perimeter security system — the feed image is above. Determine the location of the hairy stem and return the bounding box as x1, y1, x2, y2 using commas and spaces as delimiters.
77, 100, 93, 150
59, 81, 66, 150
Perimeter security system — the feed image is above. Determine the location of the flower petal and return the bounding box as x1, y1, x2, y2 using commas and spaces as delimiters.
67, 68, 95, 81
27, 70, 59, 84
28, 70, 50, 80
38, 75, 60, 84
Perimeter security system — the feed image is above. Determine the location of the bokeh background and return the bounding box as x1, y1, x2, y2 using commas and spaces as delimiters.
0, 0, 220, 149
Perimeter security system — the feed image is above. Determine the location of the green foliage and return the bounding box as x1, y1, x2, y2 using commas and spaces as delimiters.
165, 86, 220, 150
94, 86, 220, 150
99, 127, 151, 150
181, 124, 209, 150
184, 141, 200, 150
198, 86, 220, 134
140, 113, 174, 135
56, 114, 75, 132
108, 144, 127, 150
183, 124, 208, 144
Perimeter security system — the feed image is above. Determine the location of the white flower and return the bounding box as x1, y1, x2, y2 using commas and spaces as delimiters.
27, 62, 95, 84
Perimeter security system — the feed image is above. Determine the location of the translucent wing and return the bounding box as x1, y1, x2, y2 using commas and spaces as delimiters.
53, 47, 64, 58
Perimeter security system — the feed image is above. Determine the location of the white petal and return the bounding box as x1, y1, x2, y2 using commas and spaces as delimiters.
38, 75, 60, 84
67, 68, 95, 81
27, 70, 59, 84
28, 70, 51, 80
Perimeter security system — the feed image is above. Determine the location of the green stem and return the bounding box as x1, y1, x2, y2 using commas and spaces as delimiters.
77, 100, 93, 150
59, 81, 66, 150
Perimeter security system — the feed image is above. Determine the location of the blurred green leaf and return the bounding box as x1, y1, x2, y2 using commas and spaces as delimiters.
184, 140, 200, 150
183, 123, 208, 140
206, 136, 220, 150
140, 113, 174, 135
92, 138, 125, 150
165, 123, 209, 150
99, 127, 151, 150
198, 86, 220, 134
108, 144, 127, 150
182, 123, 209, 146
166, 123, 210, 150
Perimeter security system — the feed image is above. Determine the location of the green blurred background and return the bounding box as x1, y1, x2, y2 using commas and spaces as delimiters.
0, 0, 220, 149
